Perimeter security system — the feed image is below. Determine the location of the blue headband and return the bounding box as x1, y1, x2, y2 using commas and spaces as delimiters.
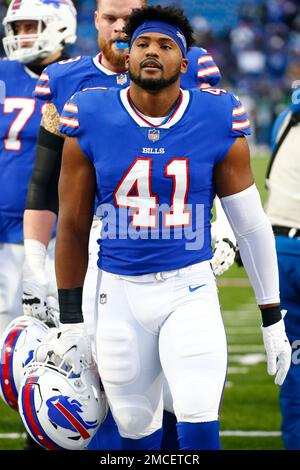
130, 20, 187, 57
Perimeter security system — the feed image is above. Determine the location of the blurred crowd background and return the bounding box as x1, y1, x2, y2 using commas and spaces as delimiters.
1, 0, 299, 152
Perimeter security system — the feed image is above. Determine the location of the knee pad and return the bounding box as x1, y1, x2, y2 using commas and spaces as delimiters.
112, 397, 157, 439
98, 321, 139, 386
173, 377, 221, 422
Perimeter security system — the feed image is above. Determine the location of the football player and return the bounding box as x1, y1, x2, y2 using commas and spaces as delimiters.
51, 5, 291, 450
0, 0, 76, 332
0, 0, 77, 450
23, 0, 225, 332
22, 0, 231, 451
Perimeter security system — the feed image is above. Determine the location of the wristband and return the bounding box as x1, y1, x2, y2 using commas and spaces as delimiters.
260, 305, 282, 327
58, 287, 83, 324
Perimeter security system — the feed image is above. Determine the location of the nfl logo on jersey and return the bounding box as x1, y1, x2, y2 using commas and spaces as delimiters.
100, 293, 107, 305
116, 74, 128, 86
148, 129, 160, 143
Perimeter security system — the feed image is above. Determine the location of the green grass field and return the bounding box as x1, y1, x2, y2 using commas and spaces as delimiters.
0, 156, 283, 450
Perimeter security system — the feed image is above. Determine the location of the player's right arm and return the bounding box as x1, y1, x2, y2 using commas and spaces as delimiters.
22, 101, 64, 324
23, 60, 87, 324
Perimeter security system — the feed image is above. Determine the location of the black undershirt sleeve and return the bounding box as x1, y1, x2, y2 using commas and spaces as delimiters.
26, 126, 64, 215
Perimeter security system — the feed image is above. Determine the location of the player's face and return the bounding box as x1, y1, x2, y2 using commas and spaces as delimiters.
95, 0, 143, 68
12, 20, 39, 48
128, 33, 188, 92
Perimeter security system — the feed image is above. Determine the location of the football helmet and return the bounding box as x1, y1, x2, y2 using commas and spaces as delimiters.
2, 0, 77, 63
18, 354, 108, 450
0, 316, 49, 410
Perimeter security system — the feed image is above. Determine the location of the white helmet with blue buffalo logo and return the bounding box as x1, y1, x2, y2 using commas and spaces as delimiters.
18, 355, 108, 450
0, 316, 49, 411
3, 0, 77, 63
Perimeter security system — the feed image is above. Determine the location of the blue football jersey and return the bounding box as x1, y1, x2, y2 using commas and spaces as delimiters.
33, 49, 221, 115
0, 60, 45, 243
181, 47, 221, 89
59, 87, 250, 275
33, 54, 130, 115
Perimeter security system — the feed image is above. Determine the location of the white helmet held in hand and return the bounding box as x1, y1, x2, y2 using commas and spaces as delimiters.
0, 316, 49, 410
18, 356, 108, 450
2, 0, 77, 63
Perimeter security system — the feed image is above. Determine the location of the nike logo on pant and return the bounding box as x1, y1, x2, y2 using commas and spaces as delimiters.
189, 284, 206, 292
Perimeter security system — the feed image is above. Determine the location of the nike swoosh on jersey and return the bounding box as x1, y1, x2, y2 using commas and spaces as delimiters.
189, 284, 206, 292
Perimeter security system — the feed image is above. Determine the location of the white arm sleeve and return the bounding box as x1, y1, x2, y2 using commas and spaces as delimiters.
211, 196, 237, 245
220, 184, 280, 305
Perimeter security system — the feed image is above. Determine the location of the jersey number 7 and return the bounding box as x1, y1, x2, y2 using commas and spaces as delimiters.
114, 158, 191, 228
3, 98, 36, 151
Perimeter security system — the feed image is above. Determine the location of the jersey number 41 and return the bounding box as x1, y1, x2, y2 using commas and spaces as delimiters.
114, 158, 191, 229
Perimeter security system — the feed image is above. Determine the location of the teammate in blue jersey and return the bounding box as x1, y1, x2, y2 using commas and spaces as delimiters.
33, 44, 221, 115
46, 5, 291, 450
0, 0, 77, 451
0, 0, 76, 332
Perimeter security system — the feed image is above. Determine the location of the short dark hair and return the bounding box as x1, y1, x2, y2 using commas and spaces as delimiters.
96, 0, 147, 7
124, 5, 195, 51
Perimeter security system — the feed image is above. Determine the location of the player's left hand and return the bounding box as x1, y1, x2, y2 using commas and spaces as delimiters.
211, 237, 236, 276
22, 291, 60, 328
261, 313, 292, 386
22, 239, 59, 327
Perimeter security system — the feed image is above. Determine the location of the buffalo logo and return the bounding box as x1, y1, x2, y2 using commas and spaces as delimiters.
23, 349, 34, 367
46, 395, 98, 439
41, 0, 74, 8
148, 129, 160, 143
41, 0, 61, 7
11, 0, 22, 11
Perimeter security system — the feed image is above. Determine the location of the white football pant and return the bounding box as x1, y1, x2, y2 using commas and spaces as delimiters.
82, 218, 102, 342
96, 261, 227, 439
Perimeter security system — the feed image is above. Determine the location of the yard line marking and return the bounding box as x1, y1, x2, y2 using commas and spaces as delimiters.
220, 431, 281, 437
218, 279, 251, 287
225, 381, 233, 388
0, 433, 26, 439
228, 345, 265, 353
228, 340, 262, 347
229, 353, 266, 365
227, 327, 259, 334
0, 430, 279, 439
223, 310, 258, 315
0, 431, 281, 439
227, 367, 249, 374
